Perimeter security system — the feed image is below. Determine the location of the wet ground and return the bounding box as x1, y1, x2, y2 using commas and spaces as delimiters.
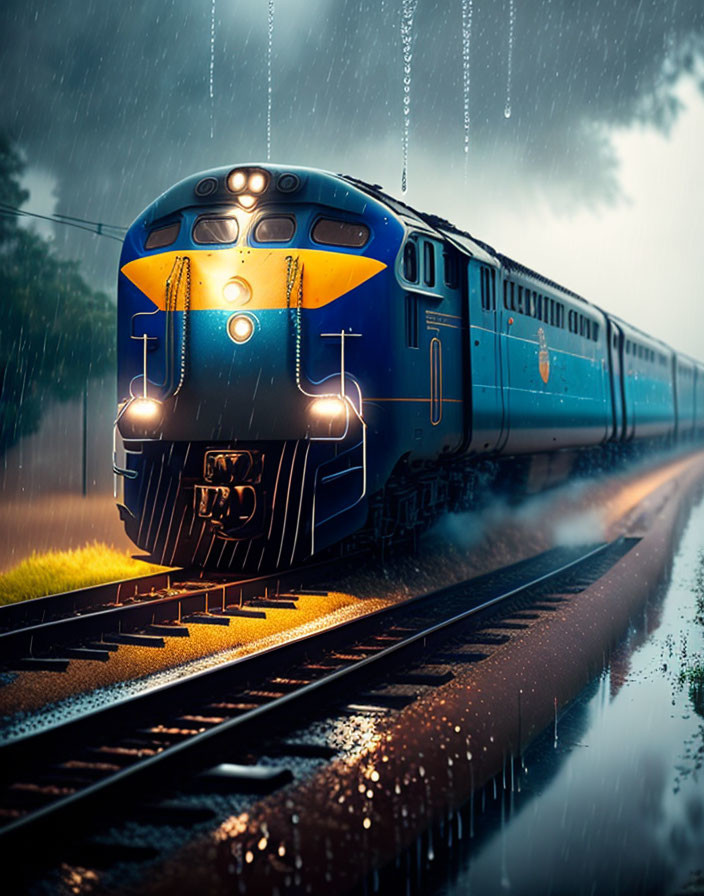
431, 495, 704, 896
3, 452, 698, 736
6, 453, 704, 895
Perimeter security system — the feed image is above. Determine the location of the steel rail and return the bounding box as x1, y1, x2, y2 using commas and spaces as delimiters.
0, 539, 624, 854
0, 557, 348, 664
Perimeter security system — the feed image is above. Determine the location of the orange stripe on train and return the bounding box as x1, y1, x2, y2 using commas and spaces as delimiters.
120, 247, 387, 311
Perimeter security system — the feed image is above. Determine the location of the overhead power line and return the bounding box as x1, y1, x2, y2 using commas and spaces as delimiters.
0, 202, 128, 243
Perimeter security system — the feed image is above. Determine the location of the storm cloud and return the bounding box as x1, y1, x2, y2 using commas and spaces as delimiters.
2, 0, 703, 288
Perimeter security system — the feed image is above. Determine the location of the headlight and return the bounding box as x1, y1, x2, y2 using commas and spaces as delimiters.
129, 398, 162, 421
117, 396, 163, 439
228, 314, 255, 344
223, 277, 251, 305
309, 397, 347, 418
238, 194, 256, 210
227, 169, 247, 192
249, 171, 267, 193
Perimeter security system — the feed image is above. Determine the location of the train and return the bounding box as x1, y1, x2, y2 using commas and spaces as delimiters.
114, 164, 704, 570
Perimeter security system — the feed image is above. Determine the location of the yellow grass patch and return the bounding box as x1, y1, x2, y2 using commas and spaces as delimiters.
0, 542, 169, 604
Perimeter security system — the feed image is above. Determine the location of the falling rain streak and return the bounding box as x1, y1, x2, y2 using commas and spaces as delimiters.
461, 0, 473, 178
505, 0, 514, 119
267, 0, 274, 160
400, 0, 418, 193
209, 0, 216, 138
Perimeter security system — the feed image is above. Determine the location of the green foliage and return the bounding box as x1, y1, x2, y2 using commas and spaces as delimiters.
0, 134, 115, 454
0, 542, 169, 604
695, 550, 704, 626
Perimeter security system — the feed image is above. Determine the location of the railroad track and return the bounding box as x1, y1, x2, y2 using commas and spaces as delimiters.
0, 559, 347, 670
0, 536, 638, 871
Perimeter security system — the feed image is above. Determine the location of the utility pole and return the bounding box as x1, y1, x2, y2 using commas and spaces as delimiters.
82, 381, 87, 497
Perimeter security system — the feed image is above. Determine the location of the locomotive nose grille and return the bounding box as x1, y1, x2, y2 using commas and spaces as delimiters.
204, 450, 262, 485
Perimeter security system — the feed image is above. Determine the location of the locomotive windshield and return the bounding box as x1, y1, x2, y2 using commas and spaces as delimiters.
253, 216, 296, 242
312, 218, 369, 248
192, 216, 239, 244
145, 222, 180, 249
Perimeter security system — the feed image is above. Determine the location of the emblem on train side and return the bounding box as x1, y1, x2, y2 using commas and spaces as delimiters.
538, 327, 550, 383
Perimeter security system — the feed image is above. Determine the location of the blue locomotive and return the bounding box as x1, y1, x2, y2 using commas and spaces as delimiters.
114, 165, 704, 570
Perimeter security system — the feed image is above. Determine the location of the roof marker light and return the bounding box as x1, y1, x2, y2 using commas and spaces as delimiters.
227, 169, 247, 192
249, 172, 267, 193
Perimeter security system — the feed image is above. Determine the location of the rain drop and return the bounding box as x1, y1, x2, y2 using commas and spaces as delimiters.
400, 0, 418, 193
209, 0, 216, 139
267, 0, 275, 160
504, 0, 515, 120
461, 0, 473, 178
553, 695, 558, 747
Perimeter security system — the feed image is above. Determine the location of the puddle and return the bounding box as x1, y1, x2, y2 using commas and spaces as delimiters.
434, 496, 704, 896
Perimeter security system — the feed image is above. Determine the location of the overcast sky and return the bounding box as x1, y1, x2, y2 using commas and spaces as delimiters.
2, 0, 704, 357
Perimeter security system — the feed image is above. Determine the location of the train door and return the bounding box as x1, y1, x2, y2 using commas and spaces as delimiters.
401, 235, 464, 457
466, 258, 505, 453
423, 240, 464, 451
606, 319, 625, 441
620, 328, 636, 441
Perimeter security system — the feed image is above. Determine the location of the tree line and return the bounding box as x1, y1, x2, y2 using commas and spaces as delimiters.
0, 135, 115, 455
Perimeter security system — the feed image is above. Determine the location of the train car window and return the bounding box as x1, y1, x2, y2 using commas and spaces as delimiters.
406, 294, 419, 348
403, 241, 418, 282
443, 248, 458, 288
253, 216, 295, 242
568, 309, 578, 334
557, 304, 565, 328
534, 293, 542, 319
527, 290, 536, 317
592, 322, 599, 341
312, 218, 370, 248
510, 281, 516, 311
193, 216, 239, 244
516, 286, 525, 314
503, 281, 510, 310
490, 269, 496, 308
145, 222, 180, 250
423, 241, 436, 287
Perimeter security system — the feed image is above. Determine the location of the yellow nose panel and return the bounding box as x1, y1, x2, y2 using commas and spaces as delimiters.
120, 247, 387, 311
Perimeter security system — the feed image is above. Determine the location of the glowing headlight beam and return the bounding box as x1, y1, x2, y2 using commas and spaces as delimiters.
223, 278, 252, 305
249, 172, 267, 193
129, 398, 162, 420
310, 397, 347, 419
228, 314, 255, 344
228, 169, 247, 192
238, 194, 256, 209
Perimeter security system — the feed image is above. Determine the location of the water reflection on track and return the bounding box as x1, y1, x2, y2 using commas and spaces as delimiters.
428, 497, 704, 896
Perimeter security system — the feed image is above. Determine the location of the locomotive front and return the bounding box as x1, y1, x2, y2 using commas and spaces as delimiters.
115, 165, 403, 569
